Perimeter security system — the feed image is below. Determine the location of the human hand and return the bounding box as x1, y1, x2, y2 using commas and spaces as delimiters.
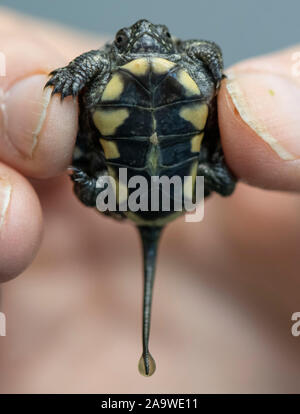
1, 9, 300, 393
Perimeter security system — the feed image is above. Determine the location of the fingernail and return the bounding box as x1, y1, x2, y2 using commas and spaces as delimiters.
5, 74, 52, 158
0, 177, 12, 230
226, 72, 300, 160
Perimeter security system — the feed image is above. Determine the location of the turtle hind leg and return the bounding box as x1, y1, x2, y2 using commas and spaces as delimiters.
197, 147, 236, 197
137, 225, 164, 377
70, 130, 108, 207
70, 166, 102, 207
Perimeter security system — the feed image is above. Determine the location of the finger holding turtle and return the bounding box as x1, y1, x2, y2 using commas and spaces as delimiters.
0, 9, 103, 179
0, 9, 103, 281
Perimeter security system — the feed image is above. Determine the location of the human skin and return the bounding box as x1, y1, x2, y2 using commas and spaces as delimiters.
0, 9, 300, 393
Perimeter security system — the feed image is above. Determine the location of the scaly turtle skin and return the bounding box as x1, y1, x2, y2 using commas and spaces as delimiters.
46, 19, 236, 376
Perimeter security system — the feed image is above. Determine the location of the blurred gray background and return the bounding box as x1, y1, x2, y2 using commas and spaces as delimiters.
1, 0, 299, 66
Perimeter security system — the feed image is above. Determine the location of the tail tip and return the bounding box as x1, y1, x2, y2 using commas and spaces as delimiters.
138, 353, 156, 377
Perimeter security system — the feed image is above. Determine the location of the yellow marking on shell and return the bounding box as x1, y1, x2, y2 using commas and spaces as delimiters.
180, 104, 208, 130
151, 57, 176, 74
93, 108, 129, 136
153, 117, 157, 131
101, 73, 124, 101
184, 161, 199, 200
191, 132, 204, 153
99, 138, 120, 159
107, 166, 128, 205
150, 132, 158, 145
147, 144, 159, 175
178, 69, 200, 96
122, 58, 149, 75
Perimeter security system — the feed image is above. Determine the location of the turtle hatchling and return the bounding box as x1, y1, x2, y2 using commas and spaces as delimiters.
46, 19, 236, 376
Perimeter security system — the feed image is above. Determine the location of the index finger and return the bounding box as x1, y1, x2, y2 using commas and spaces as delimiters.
0, 9, 102, 179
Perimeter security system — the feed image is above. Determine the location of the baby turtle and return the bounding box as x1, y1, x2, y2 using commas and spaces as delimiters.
46, 19, 236, 376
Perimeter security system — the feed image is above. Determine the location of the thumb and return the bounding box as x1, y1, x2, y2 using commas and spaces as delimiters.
218, 46, 300, 192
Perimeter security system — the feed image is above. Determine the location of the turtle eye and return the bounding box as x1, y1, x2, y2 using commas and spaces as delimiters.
115, 30, 129, 48
166, 32, 171, 38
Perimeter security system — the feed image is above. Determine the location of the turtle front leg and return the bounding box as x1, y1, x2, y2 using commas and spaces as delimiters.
197, 149, 236, 197
45, 49, 110, 99
178, 39, 224, 86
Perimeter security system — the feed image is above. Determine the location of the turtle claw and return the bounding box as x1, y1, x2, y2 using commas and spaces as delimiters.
45, 67, 83, 100
45, 49, 108, 100
70, 167, 91, 185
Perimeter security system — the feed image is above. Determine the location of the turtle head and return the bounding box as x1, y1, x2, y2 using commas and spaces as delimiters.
114, 19, 176, 54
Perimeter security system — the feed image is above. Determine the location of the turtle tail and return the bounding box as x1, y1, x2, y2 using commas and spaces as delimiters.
137, 225, 163, 377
